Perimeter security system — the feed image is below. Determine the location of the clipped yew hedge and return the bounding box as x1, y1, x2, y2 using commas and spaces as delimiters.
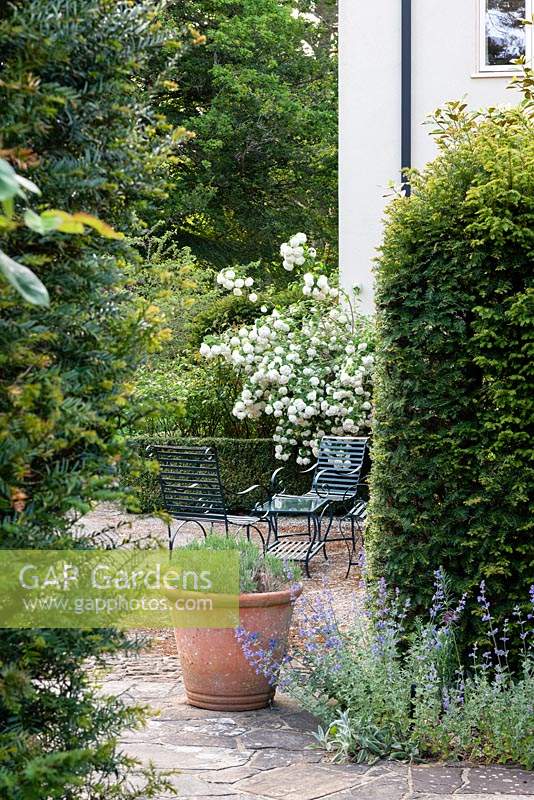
367, 93, 534, 627
122, 435, 309, 513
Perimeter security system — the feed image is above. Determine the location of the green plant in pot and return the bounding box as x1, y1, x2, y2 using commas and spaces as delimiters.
173, 535, 302, 711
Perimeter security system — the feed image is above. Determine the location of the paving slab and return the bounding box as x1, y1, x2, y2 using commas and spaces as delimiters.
195, 765, 260, 784
235, 763, 362, 800
411, 765, 464, 794
240, 728, 316, 750
458, 767, 534, 795
415, 796, 534, 800
330, 774, 408, 800
123, 742, 253, 771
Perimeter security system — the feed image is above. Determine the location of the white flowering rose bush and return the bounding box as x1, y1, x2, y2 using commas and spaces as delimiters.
200, 234, 374, 463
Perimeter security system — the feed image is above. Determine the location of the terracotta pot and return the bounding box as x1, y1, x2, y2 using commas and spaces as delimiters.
174, 584, 302, 711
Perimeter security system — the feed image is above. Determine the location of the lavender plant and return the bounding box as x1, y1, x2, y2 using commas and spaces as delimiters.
237, 570, 534, 767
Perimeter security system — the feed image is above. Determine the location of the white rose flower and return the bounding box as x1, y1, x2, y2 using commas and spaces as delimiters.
248, 293, 258, 303
308, 248, 317, 259
226, 270, 236, 280
289, 233, 307, 247
283, 260, 295, 272
245, 276, 254, 287
358, 342, 368, 351
233, 287, 243, 296
235, 278, 245, 288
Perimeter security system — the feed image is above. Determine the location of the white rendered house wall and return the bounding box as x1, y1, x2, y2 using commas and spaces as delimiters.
339, 0, 524, 313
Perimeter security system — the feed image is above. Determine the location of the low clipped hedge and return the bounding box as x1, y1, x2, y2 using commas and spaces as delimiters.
122, 435, 309, 513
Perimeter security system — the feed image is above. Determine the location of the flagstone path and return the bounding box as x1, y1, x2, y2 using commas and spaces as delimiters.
100, 653, 534, 800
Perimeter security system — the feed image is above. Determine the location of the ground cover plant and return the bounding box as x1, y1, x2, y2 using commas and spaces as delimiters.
0, 2, 186, 797
200, 235, 375, 462
239, 569, 534, 768
367, 72, 534, 632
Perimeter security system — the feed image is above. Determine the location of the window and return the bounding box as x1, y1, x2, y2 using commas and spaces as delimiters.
479, 0, 533, 73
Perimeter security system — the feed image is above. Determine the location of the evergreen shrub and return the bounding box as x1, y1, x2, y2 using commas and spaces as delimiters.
367, 86, 534, 634
0, 2, 182, 797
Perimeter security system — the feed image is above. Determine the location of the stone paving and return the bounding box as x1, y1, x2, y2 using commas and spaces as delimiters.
99, 653, 534, 800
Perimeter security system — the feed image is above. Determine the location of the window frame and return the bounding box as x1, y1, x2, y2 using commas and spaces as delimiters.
477, 0, 533, 75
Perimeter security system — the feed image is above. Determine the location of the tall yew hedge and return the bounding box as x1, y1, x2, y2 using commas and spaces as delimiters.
0, 2, 182, 797
367, 81, 534, 631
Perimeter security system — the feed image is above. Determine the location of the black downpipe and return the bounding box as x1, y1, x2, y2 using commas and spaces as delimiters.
401, 0, 412, 196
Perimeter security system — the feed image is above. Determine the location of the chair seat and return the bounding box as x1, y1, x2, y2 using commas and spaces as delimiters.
349, 502, 367, 520
304, 490, 355, 502
168, 512, 265, 526
267, 538, 325, 562
227, 514, 266, 526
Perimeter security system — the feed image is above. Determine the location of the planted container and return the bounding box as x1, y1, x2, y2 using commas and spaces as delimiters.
173, 535, 301, 711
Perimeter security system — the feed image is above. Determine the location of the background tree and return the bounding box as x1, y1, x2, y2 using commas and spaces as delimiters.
0, 2, 185, 797
156, 0, 338, 267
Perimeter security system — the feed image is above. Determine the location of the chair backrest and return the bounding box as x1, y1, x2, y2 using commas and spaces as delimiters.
148, 444, 227, 520
312, 436, 369, 498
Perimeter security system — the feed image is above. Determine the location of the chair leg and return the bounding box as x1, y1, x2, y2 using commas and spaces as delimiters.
167, 523, 173, 553
249, 524, 266, 552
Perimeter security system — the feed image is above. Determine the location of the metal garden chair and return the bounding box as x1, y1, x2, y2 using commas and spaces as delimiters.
270, 436, 369, 507
148, 444, 269, 551
263, 436, 370, 575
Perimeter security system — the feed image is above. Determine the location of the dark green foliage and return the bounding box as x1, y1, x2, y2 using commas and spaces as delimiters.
185, 284, 304, 351
0, 2, 181, 796
122, 435, 309, 513
157, 0, 338, 266
132, 357, 276, 438
367, 93, 534, 636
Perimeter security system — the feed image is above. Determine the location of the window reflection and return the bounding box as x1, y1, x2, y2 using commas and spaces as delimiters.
486, 0, 526, 66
